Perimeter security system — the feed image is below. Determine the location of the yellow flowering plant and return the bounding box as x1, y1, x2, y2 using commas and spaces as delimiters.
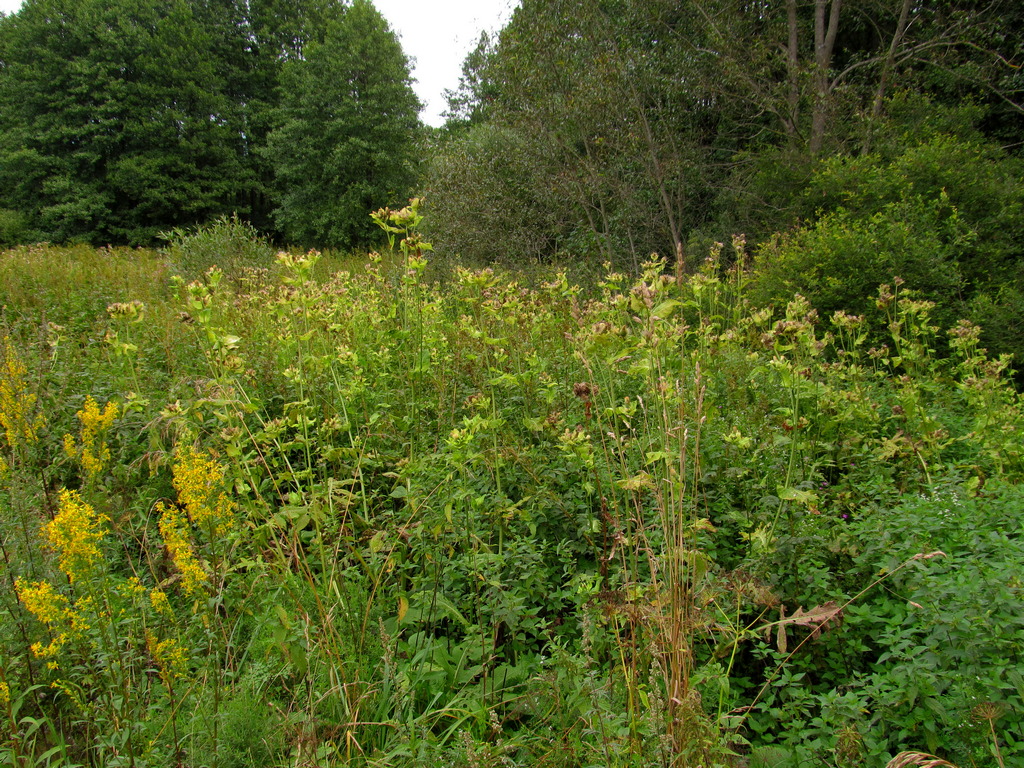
157, 501, 208, 596
45, 489, 108, 582
15, 490, 109, 663
0, 336, 45, 475
11, 480, 208, 765
63, 396, 119, 484
172, 444, 235, 539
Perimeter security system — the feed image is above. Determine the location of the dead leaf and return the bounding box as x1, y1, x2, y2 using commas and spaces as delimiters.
776, 601, 843, 639
776, 605, 788, 654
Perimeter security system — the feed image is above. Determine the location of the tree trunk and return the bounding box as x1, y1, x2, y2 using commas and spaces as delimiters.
809, 0, 842, 155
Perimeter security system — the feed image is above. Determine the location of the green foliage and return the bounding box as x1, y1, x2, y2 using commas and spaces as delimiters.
0, 0, 411, 247
801, 133, 1024, 287
0, 0, 251, 245
0, 209, 31, 247
430, 0, 1023, 271
162, 214, 275, 283
752, 195, 967, 330
428, 0, 728, 266
263, 0, 420, 249
424, 123, 573, 264
3, 225, 1024, 766
751, 129, 1024, 364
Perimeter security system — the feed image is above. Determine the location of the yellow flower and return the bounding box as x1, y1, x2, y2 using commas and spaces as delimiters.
45, 489, 108, 581
0, 336, 45, 451
157, 502, 206, 596
30, 633, 71, 661
172, 446, 234, 537
149, 589, 173, 617
16, 578, 71, 625
147, 633, 188, 684
16, 578, 94, 661
123, 577, 146, 597
64, 396, 118, 481
0, 680, 10, 709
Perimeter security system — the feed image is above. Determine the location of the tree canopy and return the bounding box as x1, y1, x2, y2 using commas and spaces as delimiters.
262, 0, 420, 249
0, 0, 420, 247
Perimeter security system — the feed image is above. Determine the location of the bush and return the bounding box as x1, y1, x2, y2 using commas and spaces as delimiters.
0, 208, 31, 247
161, 214, 274, 282
423, 123, 573, 264
751, 195, 967, 329
802, 134, 1024, 288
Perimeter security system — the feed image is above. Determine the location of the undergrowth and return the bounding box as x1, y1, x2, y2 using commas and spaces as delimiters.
0, 210, 1021, 767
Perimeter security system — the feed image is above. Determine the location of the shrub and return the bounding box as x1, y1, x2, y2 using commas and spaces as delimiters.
161, 214, 274, 282
0, 208, 31, 248
751, 195, 967, 331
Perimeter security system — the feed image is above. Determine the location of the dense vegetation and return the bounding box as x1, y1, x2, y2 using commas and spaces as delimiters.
1, 211, 1023, 766
0, 0, 419, 248
428, 0, 1024, 363
2, 0, 1024, 766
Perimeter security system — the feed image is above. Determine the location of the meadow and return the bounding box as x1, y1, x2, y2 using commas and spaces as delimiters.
1, 206, 1022, 768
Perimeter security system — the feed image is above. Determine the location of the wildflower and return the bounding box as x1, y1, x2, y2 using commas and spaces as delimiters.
45, 489, 108, 581
16, 579, 82, 661
0, 336, 45, 451
171, 446, 234, 538
123, 577, 146, 597
0, 680, 9, 709
16, 578, 71, 625
147, 633, 189, 685
157, 502, 207, 596
64, 396, 118, 481
150, 589, 173, 617
106, 300, 145, 321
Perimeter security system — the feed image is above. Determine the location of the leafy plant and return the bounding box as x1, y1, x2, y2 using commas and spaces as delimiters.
162, 214, 274, 283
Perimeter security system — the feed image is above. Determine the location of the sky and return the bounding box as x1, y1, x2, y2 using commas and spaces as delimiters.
0, 0, 518, 127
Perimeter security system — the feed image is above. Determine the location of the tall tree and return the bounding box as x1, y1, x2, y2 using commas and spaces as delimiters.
428, 0, 733, 265
427, 0, 1022, 266
690, 0, 1023, 156
0, 0, 249, 244
262, 0, 421, 248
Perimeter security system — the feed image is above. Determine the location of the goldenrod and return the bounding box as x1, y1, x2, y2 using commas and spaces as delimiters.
16, 578, 71, 625
149, 589, 173, 617
172, 445, 234, 538
157, 502, 206, 596
16, 579, 78, 661
45, 489, 108, 582
64, 396, 118, 481
0, 336, 45, 452
147, 633, 188, 685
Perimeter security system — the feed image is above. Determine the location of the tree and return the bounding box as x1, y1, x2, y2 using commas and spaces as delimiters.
0, 0, 249, 244
690, 0, 1023, 157
428, 0, 733, 266
189, 0, 344, 231
262, 0, 421, 249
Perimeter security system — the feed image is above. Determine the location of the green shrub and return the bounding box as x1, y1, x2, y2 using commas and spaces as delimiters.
803, 134, 1024, 288
752, 195, 967, 330
0, 208, 31, 247
161, 214, 274, 282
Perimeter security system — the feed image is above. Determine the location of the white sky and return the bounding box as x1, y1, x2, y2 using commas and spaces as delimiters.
0, 0, 518, 127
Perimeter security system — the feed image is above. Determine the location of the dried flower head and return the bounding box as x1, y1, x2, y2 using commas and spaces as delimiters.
573, 382, 597, 400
